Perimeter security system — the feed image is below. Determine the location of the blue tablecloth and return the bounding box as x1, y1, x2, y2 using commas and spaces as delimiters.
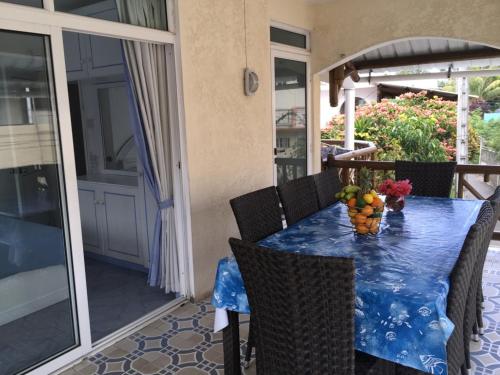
211, 196, 482, 374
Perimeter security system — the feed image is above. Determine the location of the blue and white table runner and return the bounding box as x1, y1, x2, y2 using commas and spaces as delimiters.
211, 196, 482, 374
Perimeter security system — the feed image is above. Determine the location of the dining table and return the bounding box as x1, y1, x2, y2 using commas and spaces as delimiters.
211, 196, 483, 375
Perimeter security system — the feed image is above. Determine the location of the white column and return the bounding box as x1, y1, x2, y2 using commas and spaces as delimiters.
456, 77, 469, 164
344, 87, 355, 150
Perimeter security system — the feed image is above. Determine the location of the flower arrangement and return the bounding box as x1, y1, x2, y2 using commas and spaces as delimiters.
378, 179, 412, 212
379, 179, 412, 197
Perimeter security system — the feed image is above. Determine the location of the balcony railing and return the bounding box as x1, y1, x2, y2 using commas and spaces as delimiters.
324, 156, 500, 240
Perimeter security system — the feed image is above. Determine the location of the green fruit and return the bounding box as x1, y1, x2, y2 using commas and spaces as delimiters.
335, 192, 341, 198
345, 193, 353, 201
372, 213, 382, 218
357, 198, 366, 208
340, 192, 346, 199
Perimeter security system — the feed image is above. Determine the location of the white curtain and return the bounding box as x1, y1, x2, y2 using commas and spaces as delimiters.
117, 0, 180, 293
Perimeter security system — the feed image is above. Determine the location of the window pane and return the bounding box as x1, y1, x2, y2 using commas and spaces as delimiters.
274, 58, 307, 185
271, 27, 307, 49
98, 85, 137, 172
0, 30, 79, 373
54, 0, 168, 31
0, 0, 42, 7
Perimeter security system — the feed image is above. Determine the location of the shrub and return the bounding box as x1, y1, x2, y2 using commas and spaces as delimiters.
321, 91, 480, 162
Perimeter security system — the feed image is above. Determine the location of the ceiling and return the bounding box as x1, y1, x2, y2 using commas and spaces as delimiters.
351, 38, 500, 73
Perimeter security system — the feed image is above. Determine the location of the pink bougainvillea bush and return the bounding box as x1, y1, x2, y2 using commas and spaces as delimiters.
321, 91, 480, 162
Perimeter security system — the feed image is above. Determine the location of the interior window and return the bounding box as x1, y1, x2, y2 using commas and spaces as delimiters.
54, 0, 168, 31
270, 26, 307, 49
0, 0, 42, 7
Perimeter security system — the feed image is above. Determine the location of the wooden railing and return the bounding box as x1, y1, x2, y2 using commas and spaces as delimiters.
324, 157, 500, 239
321, 140, 378, 161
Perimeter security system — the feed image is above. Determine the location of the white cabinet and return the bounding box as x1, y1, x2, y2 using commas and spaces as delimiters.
63, 32, 86, 80
63, 1, 124, 81
77, 177, 148, 267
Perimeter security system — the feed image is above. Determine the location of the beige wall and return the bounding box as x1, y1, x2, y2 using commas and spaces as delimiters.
177, 0, 500, 298
177, 0, 273, 298
269, 0, 314, 30
311, 0, 500, 74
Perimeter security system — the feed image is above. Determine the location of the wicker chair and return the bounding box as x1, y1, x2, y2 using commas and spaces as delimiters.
394, 160, 457, 198
313, 168, 342, 209
277, 175, 320, 225
396, 217, 485, 375
229, 238, 395, 375
473, 186, 500, 338
463, 201, 495, 371
229, 186, 284, 365
230, 186, 283, 243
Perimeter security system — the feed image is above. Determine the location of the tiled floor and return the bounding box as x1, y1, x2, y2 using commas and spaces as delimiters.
60, 249, 500, 375
85, 258, 176, 341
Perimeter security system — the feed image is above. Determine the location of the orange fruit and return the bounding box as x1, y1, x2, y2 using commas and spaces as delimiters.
354, 214, 367, 224
348, 210, 357, 218
361, 205, 374, 216
365, 217, 374, 227
356, 225, 369, 234
347, 198, 357, 208
372, 197, 383, 207
350, 217, 356, 224
369, 226, 379, 234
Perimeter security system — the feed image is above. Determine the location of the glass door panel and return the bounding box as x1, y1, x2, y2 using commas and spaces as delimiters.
274, 57, 307, 185
0, 29, 79, 374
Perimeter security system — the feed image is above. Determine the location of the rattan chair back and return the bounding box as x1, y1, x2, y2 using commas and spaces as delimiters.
395, 160, 456, 198
277, 175, 320, 225
229, 238, 355, 375
313, 169, 342, 209
230, 186, 283, 242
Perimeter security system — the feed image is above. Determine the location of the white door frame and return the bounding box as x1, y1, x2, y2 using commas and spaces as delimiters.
271, 46, 312, 185
0, 0, 194, 373
0, 19, 92, 375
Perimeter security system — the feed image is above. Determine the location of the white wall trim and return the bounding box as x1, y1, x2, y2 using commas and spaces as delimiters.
0, 2, 176, 45
171, 0, 196, 299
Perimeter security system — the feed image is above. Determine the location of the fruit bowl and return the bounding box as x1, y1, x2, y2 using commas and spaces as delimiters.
337, 185, 385, 235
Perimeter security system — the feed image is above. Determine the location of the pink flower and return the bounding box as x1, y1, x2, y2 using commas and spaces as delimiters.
378, 178, 412, 198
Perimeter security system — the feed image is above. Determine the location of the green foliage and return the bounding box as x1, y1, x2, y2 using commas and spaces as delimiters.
321, 91, 480, 162
473, 115, 500, 154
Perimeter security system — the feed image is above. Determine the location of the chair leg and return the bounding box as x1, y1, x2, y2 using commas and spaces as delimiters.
223, 311, 242, 375
461, 363, 469, 375
244, 317, 254, 368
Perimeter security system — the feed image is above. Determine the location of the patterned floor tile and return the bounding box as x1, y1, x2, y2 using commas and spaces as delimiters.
60, 250, 500, 375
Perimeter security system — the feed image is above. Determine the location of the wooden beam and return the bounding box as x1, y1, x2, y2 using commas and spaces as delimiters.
353, 48, 500, 71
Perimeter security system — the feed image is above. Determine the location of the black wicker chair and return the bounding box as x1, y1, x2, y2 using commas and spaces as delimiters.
230, 186, 283, 243
229, 238, 395, 375
229, 186, 284, 366
313, 168, 342, 209
395, 216, 485, 375
394, 160, 457, 198
277, 175, 320, 225
464, 201, 495, 371
473, 187, 500, 337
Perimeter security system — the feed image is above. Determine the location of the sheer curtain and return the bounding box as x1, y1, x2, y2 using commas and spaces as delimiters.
117, 0, 179, 293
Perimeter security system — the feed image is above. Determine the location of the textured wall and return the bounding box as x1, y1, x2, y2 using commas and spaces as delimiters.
311, 0, 500, 73
269, 0, 314, 30
177, 0, 273, 298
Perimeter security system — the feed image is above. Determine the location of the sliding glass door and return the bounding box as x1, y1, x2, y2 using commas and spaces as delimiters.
0, 27, 89, 374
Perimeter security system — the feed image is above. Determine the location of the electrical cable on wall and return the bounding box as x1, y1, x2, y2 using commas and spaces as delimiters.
243, 0, 259, 96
